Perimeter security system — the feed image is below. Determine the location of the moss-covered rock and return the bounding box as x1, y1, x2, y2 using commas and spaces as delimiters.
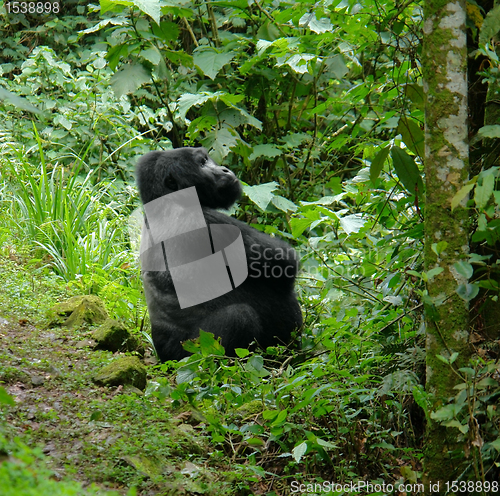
93, 356, 147, 390
47, 296, 108, 328
92, 318, 144, 355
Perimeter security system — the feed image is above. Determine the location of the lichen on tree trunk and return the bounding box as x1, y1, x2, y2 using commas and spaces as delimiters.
422, 0, 471, 491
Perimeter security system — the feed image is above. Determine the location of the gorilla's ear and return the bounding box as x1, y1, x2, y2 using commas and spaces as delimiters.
164, 171, 178, 191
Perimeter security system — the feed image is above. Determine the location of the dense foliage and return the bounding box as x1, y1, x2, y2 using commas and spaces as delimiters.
1, 0, 500, 494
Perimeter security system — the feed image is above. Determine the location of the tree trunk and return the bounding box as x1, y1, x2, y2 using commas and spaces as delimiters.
422, 0, 470, 490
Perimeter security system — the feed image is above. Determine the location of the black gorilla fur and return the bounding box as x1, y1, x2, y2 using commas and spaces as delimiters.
136, 147, 302, 361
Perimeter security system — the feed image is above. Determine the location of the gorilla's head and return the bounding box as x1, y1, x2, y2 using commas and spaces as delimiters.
136, 147, 242, 209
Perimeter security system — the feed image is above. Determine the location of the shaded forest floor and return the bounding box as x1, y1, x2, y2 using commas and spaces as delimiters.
0, 257, 252, 495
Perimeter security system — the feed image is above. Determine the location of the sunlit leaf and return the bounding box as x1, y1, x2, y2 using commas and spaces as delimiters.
292, 441, 307, 463
243, 182, 278, 211
339, 213, 365, 235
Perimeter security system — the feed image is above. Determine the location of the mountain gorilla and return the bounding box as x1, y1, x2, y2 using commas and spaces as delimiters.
136, 147, 302, 361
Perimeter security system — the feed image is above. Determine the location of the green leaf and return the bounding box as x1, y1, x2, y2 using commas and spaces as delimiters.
474, 173, 495, 210
248, 355, 264, 372
431, 241, 448, 255
204, 126, 239, 161
405, 84, 424, 108
0, 87, 41, 114
256, 22, 281, 41
412, 385, 430, 416
177, 92, 213, 121
271, 196, 298, 213
193, 47, 235, 80
479, 4, 500, 44
290, 217, 316, 237
339, 214, 366, 235
391, 146, 424, 196
315, 438, 337, 449
477, 377, 498, 387
299, 13, 333, 33
406, 270, 422, 279
278, 54, 316, 74
54, 114, 72, 130
243, 182, 278, 212
195, 330, 225, 356
456, 283, 480, 301
105, 43, 129, 71
235, 348, 250, 358
281, 133, 311, 148
453, 261, 473, 280
490, 438, 500, 452
272, 408, 288, 426
370, 146, 390, 184
292, 441, 307, 463
140, 47, 161, 65
436, 354, 450, 365
100, 0, 160, 24
262, 410, 278, 420
397, 117, 424, 158
325, 54, 348, 79
451, 182, 475, 210
425, 267, 444, 280
431, 404, 458, 421
249, 144, 281, 160
477, 124, 500, 139
0, 386, 15, 406
176, 364, 198, 384
110, 63, 151, 98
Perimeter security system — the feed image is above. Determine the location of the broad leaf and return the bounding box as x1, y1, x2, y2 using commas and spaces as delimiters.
453, 261, 473, 280
456, 283, 479, 301
474, 173, 495, 210
250, 144, 281, 160
391, 146, 424, 196
271, 196, 298, 213
177, 93, 213, 121
451, 182, 475, 210
325, 54, 348, 79
370, 146, 390, 184
205, 126, 239, 162
110, 63, 151, 98
479, 4, 500, 44
100, 0, 160, 24
397, 117, 424, 158
299, 13, 333, 33
277, 54, 316, 74
193, 47, 235, 80
477, 124, 500, 139
339, 213, 365, 235
292, 441, 307, 463
0, 87, 40, 114
243, 182, 278, 212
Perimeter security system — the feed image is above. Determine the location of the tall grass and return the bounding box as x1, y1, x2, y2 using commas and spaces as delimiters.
1, 135, 133, 282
